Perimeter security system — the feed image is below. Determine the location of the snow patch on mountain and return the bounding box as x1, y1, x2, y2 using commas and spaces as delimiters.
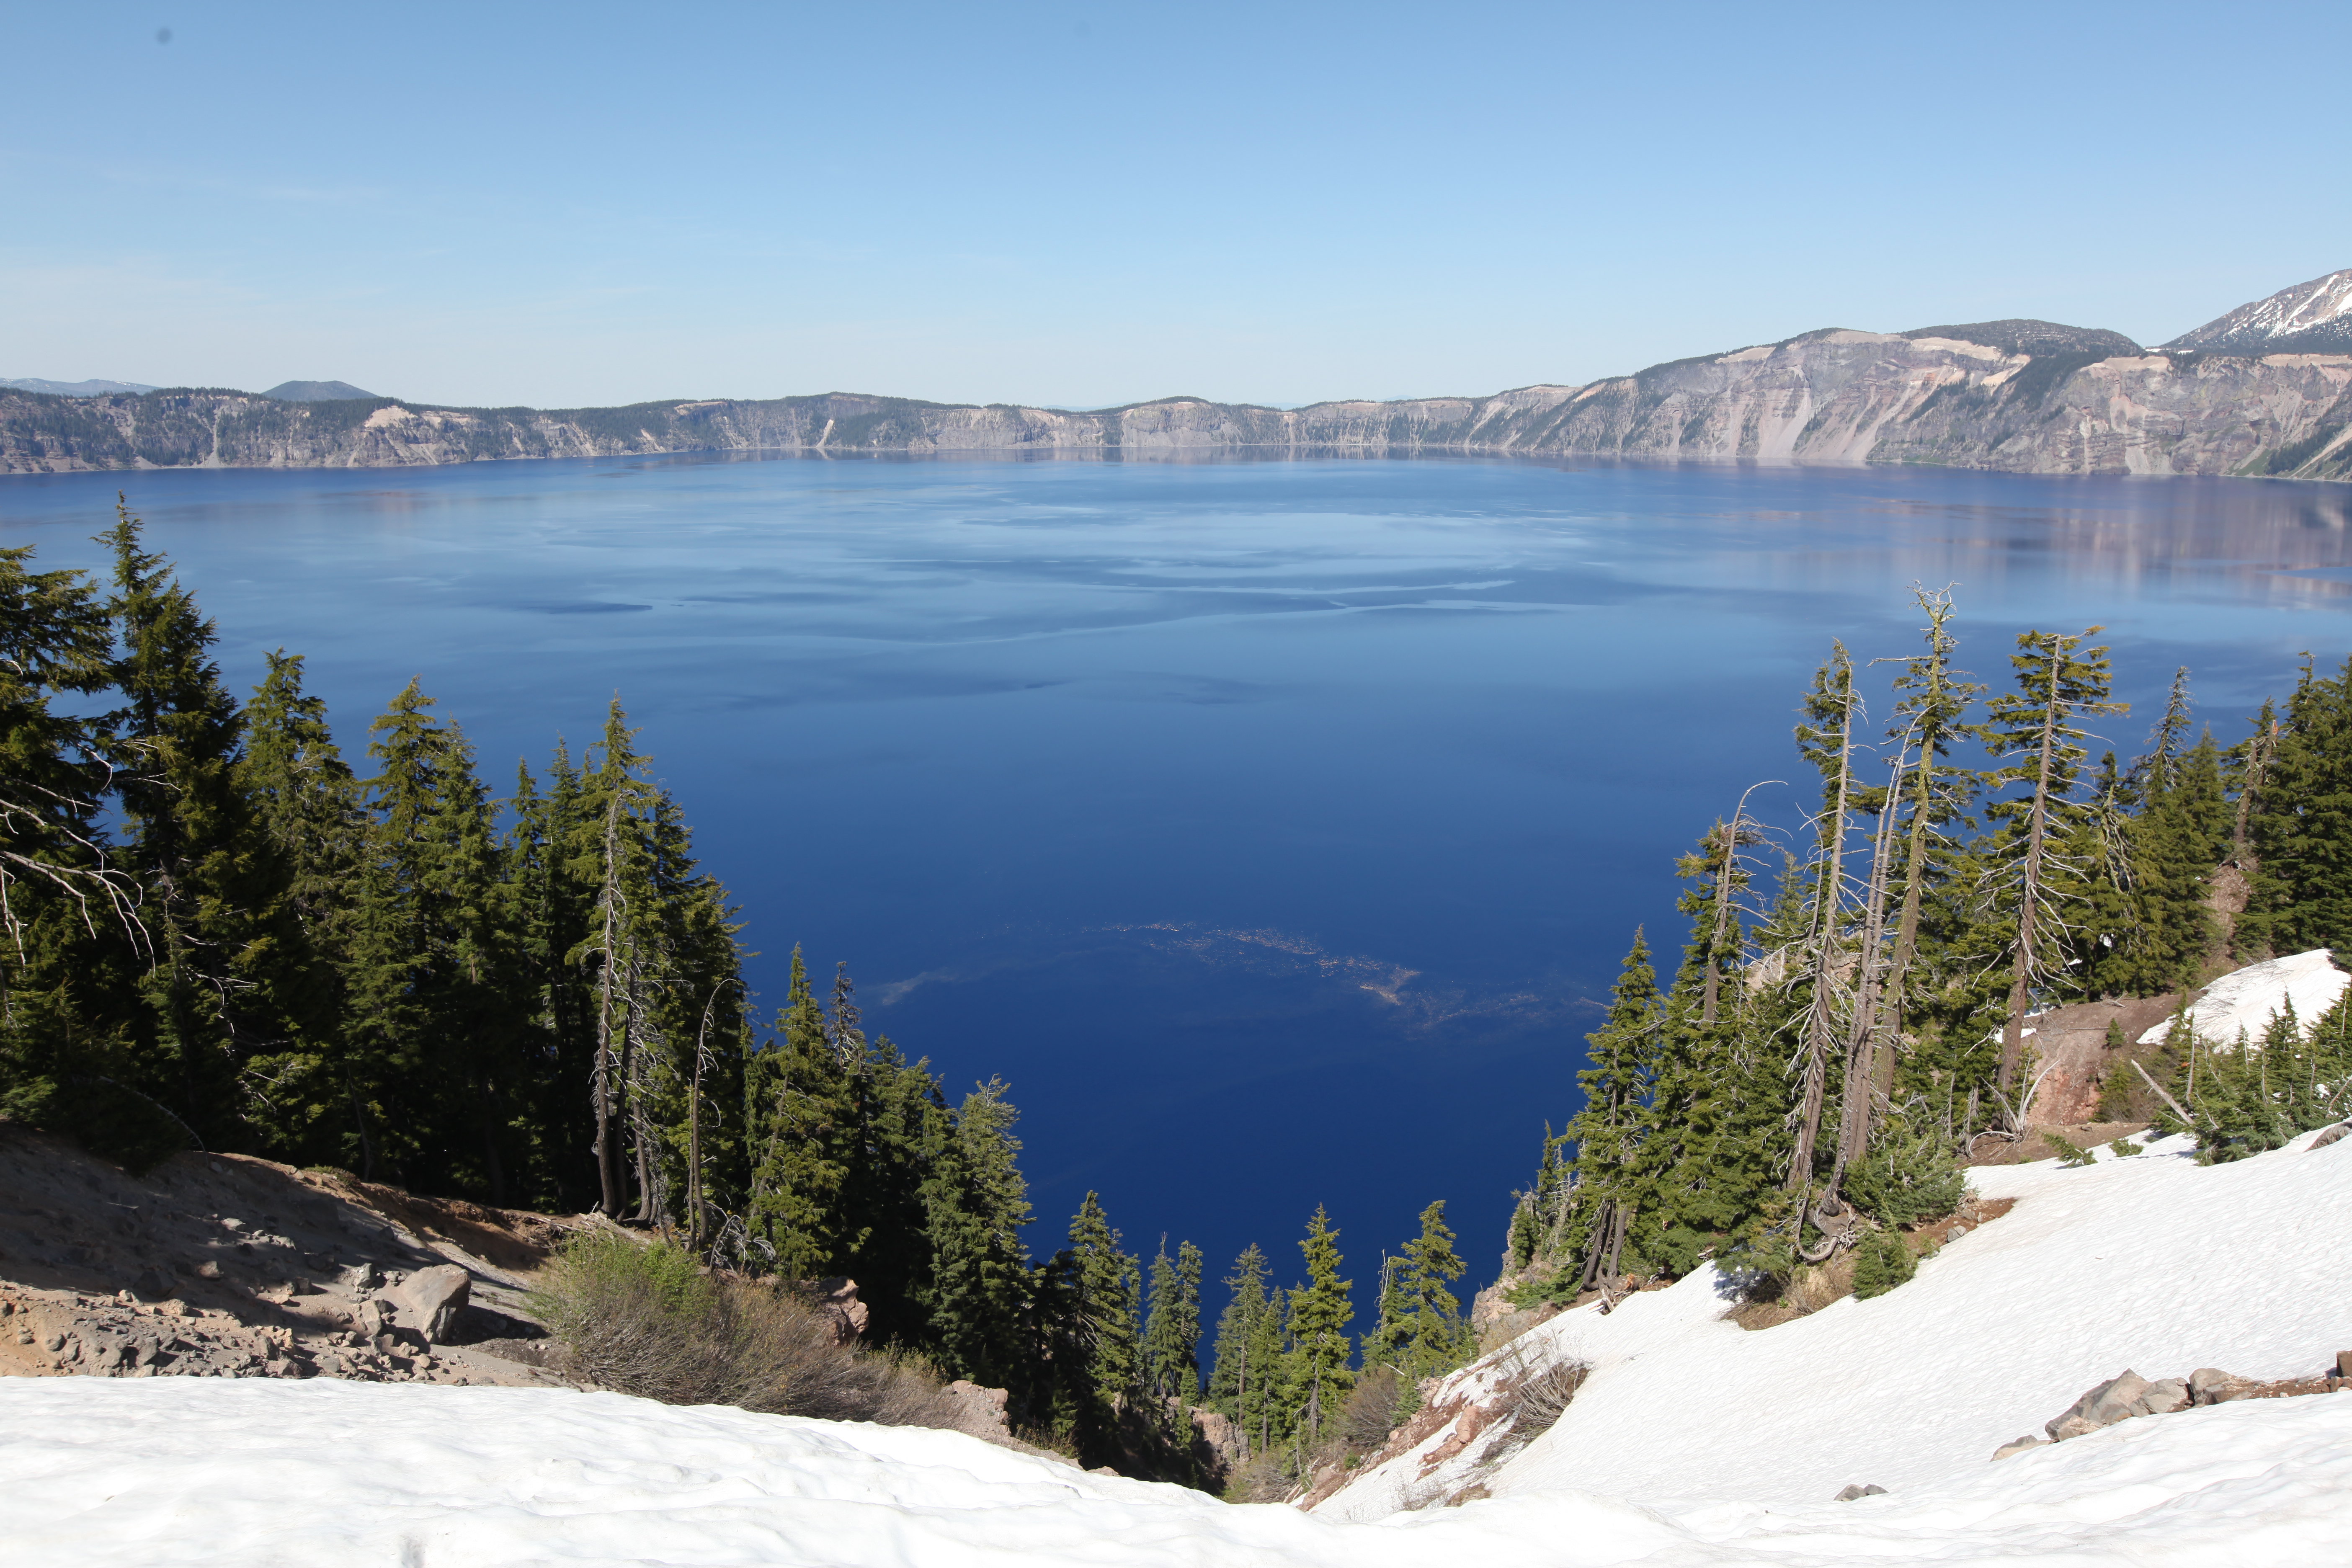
2135, 946, 2348, 1048
2164, 269, 2352, 354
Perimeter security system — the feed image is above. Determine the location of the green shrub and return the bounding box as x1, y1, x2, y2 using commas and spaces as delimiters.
1851, 1230, 1917, 1300
2042, 1132, 2098, 1168
1843, 1121, 1968, 1225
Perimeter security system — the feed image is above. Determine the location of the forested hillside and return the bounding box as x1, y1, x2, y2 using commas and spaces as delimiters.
1503, 591, 2352, 1319
0, 504, 1470, 1480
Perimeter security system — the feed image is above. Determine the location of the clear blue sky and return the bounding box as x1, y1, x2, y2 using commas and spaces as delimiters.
5, 2, 2347, 410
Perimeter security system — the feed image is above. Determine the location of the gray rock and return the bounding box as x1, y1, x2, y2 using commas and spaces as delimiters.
2312, 1123, 2348, 1149
385, 1264, 470, 1343
1945, 1226, 1966, 1245
2190, 1367, 2261, 1405
1834, 1483, 1888, 1501
2135, 1377, 2191, 1416
2046, 1370, 2151, 1439
1991, 1435, 2048, 1461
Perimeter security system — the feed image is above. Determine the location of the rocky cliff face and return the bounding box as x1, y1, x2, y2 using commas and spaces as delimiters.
7, 317, 2350, 481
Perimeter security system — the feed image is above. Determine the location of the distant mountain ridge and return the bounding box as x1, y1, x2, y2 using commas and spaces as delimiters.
1899, 319, 2144, 358
3, 274, 2348, 481
2162, 269, 2352, 356
0, 377, 158, 397
263, 380, 377, 402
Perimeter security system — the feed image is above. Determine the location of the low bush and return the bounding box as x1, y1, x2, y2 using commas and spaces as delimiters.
1850, 1229, 1918, 1300
531, 1232, 956, 1424
1340, 1364, 1402, 1451
1485, 1346, 1590, 1460
1844, 1120, 1969, 1225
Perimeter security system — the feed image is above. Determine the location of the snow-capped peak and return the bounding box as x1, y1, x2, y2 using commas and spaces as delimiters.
2163, 269, 2352, 354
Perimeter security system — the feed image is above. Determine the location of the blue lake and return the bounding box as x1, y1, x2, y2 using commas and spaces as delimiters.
3, 454, 2348, 1311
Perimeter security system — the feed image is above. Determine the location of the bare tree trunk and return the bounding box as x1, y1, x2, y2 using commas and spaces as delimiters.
1831, 750, 1905, 1192
1702, 820, 1736, 1027
592, 792, 626, 1216
1789, 681, 1857, 1191
1999, 643, 2065, 1096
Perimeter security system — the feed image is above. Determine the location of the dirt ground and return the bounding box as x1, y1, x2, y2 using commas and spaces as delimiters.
1968, 1122, 2153, 1166
0, 1119, 602, 1389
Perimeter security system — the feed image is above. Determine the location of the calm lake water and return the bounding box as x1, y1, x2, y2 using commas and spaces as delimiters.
4, 454, 2348, 1308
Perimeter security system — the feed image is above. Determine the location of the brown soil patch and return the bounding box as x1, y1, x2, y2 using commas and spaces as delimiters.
1729, 1196, 2019, 1330
1970, 1123, 2151, 1166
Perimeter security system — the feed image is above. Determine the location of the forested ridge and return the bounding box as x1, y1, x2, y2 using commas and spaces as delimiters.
8, 505, 2352, 1488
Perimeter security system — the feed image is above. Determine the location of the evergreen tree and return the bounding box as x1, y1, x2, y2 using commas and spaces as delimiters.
233, 651, 366, 1170
1562, 933, 1658, 1289
0, 537, 152, 1158
1206, 1243, 1272, 1453
1142, 1238, 1203, 1403
342, 678, 520, 1193
917, 1078, 1034, 1387
101, 504, 258, 1149
1382, 1200, 1472, 1389
2121, 730, 2229, 994
2245, 657, 2352, 954
1287, 1205, 1354, 1450
746, 948, 848, 1275
1064, 1191, 1142, 1449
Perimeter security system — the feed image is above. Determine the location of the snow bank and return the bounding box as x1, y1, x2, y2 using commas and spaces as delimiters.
1320, 1125, 2352, 1520
5, 1370, 2352, 1566
2136, 947, 2347, 1048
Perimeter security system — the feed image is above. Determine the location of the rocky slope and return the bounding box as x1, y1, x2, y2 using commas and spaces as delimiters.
0, 1119, 585, 1390
5, 279, 2350, 481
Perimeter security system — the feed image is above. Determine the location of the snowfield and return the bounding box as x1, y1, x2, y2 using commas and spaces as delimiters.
1318, 1126, 2352, 1523
3, 1131, 2350, 1566
1320, 1126, 2352, 1522
2133, 946, 2347, 1048
3, 1374, 2350, 1566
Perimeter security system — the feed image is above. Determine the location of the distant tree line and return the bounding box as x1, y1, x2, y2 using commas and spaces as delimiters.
1512, 588, 2352, 1306
0, 504, 1486, 1481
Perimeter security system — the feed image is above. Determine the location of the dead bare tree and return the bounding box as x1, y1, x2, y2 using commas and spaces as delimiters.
1787, 643, 1861, 1192
1985, 629, 2128, 1101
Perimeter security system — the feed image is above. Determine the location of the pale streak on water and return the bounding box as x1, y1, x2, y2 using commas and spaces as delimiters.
4, 452, 2348, 1297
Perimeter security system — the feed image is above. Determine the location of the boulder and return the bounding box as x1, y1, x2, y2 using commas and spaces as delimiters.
941, 1380, 1014, 1443
2339, 1350, 2352, 1380
2046, 1370, 2152, 1439
2311, 1123, 2347, 1149
2189, 1367, 2261, 1406
2135, 1377, 2191, 1416
1190, 1404, 1243, 1470
384, 1264, 471, 1344
805, 1277, 868, 1344
1991, 1435, 2048, 1461
1834, 1483, 1888, 1500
